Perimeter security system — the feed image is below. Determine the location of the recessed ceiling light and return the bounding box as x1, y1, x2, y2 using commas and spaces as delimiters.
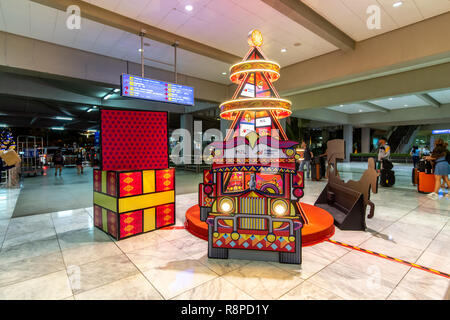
339, 104, 344, 107
222, 72, 227, 75
359, 110, 363, 112
393, 1, 403, 7
281, 48, 287, 53
185, 4, 193, 11
389, 98, 393, 100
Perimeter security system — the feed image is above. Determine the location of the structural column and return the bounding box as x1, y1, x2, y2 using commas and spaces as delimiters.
343, 125, 353, 162
361, 127, 371, 153
180, 113, 194, 163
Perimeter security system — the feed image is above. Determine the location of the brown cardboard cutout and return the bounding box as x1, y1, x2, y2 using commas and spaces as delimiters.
326, 139, 378, 219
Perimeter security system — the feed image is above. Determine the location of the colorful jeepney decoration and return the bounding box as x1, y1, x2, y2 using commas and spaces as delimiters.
198, 30, 306, 264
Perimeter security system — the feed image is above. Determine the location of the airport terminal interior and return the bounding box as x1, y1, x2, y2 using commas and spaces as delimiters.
0, 0, 449, 301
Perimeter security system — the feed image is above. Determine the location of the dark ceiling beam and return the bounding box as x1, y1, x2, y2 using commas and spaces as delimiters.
361, 102, 390, 113
30, 116, 39, 125
416, 93, 441, 108
261, 0, 355, 51
30, 0, 241, 64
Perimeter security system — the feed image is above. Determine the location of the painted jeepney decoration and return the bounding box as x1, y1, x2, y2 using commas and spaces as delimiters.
198, 30, 306, 264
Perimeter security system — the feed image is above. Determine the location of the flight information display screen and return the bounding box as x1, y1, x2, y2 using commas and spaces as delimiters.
121, 74, 194, 105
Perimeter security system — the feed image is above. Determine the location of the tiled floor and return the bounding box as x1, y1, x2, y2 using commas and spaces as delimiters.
0, 164, 449, 300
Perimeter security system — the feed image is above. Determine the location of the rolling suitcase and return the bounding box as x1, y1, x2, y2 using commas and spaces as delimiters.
417, 172, 435, 193
380, 169, 395, 187
412, 168, 419, 185
311, 158, 321, 181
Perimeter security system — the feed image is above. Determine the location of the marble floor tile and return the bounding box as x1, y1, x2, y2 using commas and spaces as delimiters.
156, 228, 193, 242
0, 251, 65, 288
52, 209, 93, 234
169, 235, 208, 257
387, 286, 436, 300
395, 268, 449, 300
416, 251, 450, 274
267, 250, 333, 280
381, 221, 439, 250
279, 280, 343, 300
419, 198, 450, 212
126, 239, 191, 272
331, 229, 373, 246
222, 261, 304, 300
0, 270, 72, 300
142, 259, 218, 299
190, 252, 252, 276
61, 240, 123, 267
307, 262, 397, 300
302, 241, 350, 263
172, 277, 253, 300
359, 236, 423, 262
424, 232, 450, 258
113, 230, 162, 253
75, 274, 163, 300
334, 250, 410, 285
57, 227, 113, 251
0, 236, 60, 265
2, 229, 56, 249
68, 254, 139, 295
84, 207, 93, 217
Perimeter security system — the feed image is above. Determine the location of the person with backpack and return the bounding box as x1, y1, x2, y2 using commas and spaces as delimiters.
424, 139, 449, 200
53, 149, 64, 176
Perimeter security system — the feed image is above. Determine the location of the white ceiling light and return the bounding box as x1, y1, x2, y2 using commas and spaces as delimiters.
222, 72, 227, 75
51, 127, 64, 130
185, 4, 193, 11
281, 48, 287, 53
55, 116, 73, 121
339, 104, 344, 107
138, 48, 143, 52
389, 98, 393, 100
359, 110, 363, 112
393, 1, 403, 7
404, 104, 408, 107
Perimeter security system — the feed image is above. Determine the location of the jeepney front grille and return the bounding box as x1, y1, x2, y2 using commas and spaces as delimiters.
239, 198, 267, 230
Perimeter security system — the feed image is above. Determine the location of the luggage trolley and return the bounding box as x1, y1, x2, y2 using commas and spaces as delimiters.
17, 135, 44, 177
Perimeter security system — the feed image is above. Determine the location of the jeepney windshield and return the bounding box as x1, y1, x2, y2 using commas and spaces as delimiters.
222, 172, 284, 196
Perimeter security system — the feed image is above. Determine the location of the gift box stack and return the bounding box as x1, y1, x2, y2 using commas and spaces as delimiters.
93, 109, 175, 240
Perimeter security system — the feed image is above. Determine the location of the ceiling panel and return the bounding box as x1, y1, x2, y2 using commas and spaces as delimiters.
327, 103, 378, 114
428, 89, 450, 104
302, 0, 449, 42
30, 2, 57, 43
0, 0, 31, 37
377, 0, 424, 26
370, 95, 427, 109
72, 18, 105, 52
413, 0, 450, 19
52, 10, 79, 47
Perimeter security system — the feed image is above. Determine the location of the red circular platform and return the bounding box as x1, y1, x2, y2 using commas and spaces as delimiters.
184, 203, 335, 247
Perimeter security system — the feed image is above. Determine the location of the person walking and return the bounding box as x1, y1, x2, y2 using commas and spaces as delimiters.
410, 145, 420, 168
299, 141, 314, 179
53, 148, 64, 176
425, 139, 449, 200
75, 148, 84, 175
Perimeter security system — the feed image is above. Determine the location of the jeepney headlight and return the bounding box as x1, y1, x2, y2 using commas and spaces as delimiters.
272, 199, 288, 216
219, 197, 234, 214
